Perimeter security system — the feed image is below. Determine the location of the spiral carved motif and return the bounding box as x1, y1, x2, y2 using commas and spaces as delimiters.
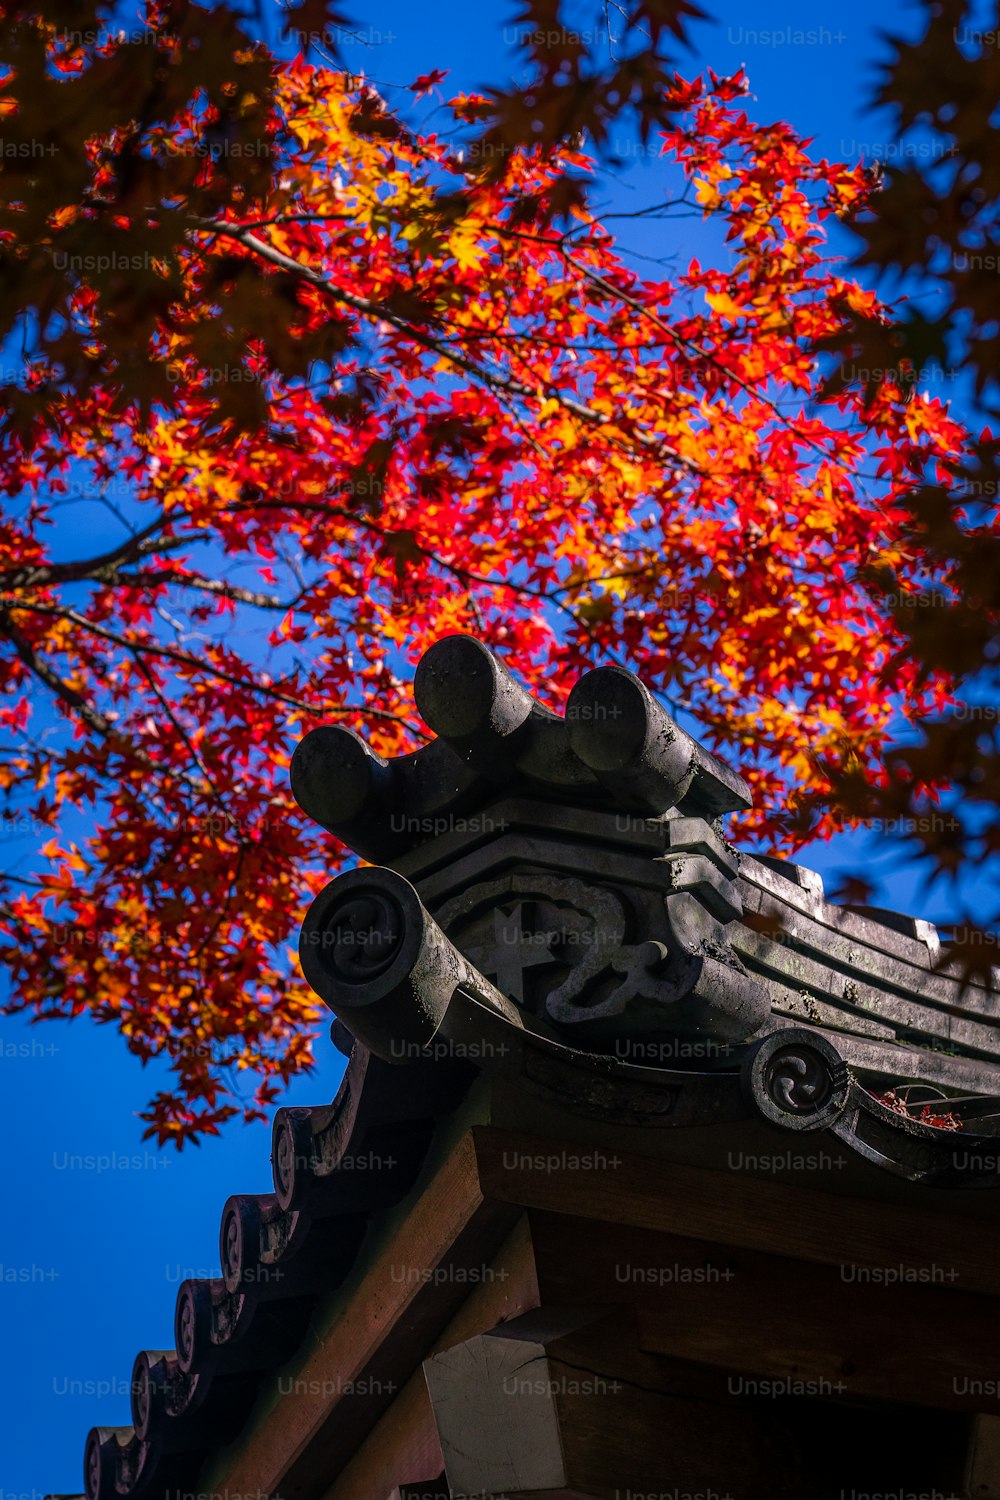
764, 1047, 836, 1114
321, 890, 405, 983
273, 1114, 297, 1203
222, 1205, 243, 1292
85, 1431, 101, 1500
272, 1108, 317, 1212
175, 1283, 198, 1370
742, 1029, 850, 1132
132, 1360, 150, 1432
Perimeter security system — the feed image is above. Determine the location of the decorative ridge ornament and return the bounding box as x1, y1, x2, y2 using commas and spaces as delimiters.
294, 634, 771, 1062
290, 634, 752, 865
292, 635, 1000, 1117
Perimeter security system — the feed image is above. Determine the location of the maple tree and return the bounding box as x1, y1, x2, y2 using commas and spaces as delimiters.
0, 2, 990, 1144
816, 0, 1000, 965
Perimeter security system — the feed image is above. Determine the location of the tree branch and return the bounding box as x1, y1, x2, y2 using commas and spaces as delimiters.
189, 217, 702, 476
0, 512, 184, 589
2, 600, 427, 736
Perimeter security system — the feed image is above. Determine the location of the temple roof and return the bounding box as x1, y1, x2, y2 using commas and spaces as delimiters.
292, 634, 1000, 1104
46, 634, 1000, 1500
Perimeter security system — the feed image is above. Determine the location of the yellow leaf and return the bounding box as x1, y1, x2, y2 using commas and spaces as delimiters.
705, 291, 744, 320
450, 231, 487, 270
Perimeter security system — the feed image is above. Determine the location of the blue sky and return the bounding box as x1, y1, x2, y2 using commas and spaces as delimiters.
1, 1, 993, 1495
